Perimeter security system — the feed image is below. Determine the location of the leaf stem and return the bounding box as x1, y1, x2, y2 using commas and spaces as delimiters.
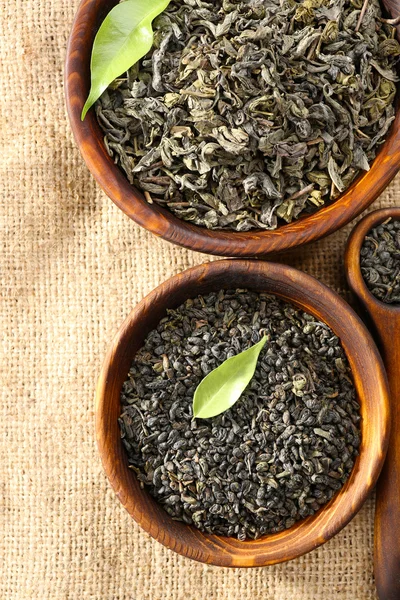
355, 0, 369, 32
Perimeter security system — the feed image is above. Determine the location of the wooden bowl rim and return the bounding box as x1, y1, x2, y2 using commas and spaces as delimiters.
65, 0, 400, 257
95, 259, 390, 566
345, 207, 400, 315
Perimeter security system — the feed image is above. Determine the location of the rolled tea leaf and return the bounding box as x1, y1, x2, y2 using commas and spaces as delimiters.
192, 335, 268, 419
81, 0, 171, 120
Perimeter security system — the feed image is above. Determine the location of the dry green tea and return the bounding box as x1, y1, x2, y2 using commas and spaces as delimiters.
97, 0, 399, 231
119, 290, 360, 539
361, 218, 400, 303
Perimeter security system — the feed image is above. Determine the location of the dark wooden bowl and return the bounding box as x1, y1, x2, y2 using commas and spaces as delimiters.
65, 0, 400, 257
345, 208, 400, 600
96, 260, 390, 566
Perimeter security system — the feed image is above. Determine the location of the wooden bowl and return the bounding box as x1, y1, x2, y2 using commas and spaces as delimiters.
345, 208, 400, 600
65, 0, 400, 258
96, 259, 390, 566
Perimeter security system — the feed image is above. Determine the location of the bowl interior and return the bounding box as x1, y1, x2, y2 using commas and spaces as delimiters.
66, 0, 400, 256
96, 260, 389, 566
346, 207, 400, 316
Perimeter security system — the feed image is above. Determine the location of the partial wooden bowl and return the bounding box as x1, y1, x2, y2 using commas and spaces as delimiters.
96, 260, 390, 566
345, 208, 400, 600
65, 0, 400, 257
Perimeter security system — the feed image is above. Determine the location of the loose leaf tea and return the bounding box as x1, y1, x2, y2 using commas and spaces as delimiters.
360, 218, 400, 303
81, 0, 171, 120
97, 0, 399, 231
193, 335, 268, 419
119, 290, 360, 539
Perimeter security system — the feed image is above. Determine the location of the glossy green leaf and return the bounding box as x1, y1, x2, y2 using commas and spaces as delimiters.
81, 0, 171, 120
192, 335, 268, 420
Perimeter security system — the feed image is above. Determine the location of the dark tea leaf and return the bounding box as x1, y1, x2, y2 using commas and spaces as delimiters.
118, 289, 360, 539
96, 0, 399, 230
192, 335, 268, 419
81, 0, 171, 120
361, 218, 400, 304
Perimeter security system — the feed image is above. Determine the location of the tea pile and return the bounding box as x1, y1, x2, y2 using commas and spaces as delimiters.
119, 290, 360, 539
360, 219, 400, 303
97, 0, 399, 231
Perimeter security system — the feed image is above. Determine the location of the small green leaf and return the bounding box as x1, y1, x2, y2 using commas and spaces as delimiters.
81, 0, 171, 120
192, 336, 268, 420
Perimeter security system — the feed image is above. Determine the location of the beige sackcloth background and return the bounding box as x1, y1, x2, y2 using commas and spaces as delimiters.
1, 0, 399, 597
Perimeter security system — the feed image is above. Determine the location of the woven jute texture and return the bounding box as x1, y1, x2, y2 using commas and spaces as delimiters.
1, 0, 399, 597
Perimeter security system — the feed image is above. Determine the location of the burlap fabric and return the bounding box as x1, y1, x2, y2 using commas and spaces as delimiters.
2, 0, 399, 597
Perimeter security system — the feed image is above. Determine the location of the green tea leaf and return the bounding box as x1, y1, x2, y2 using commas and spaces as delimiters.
81, 0, 171, 120
192, 335, 268, 419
